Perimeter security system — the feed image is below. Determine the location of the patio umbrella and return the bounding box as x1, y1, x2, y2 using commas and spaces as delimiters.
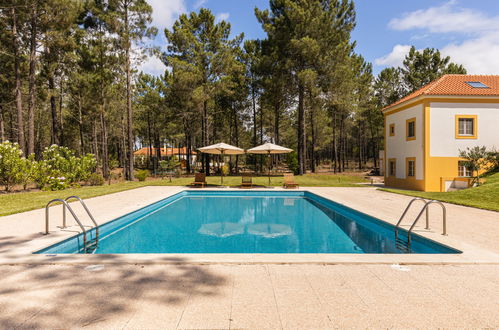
198, 142, 245, 184
247, 143, 293, 185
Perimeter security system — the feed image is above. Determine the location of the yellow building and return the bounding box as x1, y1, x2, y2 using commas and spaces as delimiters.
383, 75, 499, 192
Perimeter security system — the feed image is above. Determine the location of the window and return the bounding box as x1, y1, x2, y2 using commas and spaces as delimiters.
458, 161, 472, 177
455, 115, 477, 139
406, 158, 416, 178
389, 124, 395, 136
459, 118, 474, 135
465, 81, 489, 89
406, 118, 416, 141
389, 159, 396, 177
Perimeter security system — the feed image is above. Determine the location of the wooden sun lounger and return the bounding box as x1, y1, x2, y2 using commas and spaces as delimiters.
191, 173, 206, 188
283, 173, 299, 189
241, 173, 253, 188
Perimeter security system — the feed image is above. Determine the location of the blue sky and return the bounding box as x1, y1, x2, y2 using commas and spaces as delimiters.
141, 0, 499, 75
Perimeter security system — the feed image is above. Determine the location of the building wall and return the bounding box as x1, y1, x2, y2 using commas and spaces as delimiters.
384, 102, 425, 190
425, 101, 499, 191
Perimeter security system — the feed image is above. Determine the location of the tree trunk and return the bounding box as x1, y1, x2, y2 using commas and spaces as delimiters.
332, 110, 337, 173
186, 135, 192, 174
252, 87, 257, 146
234, 103, 239, 174
101, 111, 109, 178
120, 116, 126, 170
77, 95, 84, 154
147, 110, 152, 169
12, 8, 25, 153
309, 94, 316, 173
274, 100, 280, 145
259, 99, 264, 172
203, 99, 209, 175
0, 105, 5, 142
92, 119, 99, 159
297, 83, 306, 175
124, 2, 134, 180
48, 75, 60, 145
27, 3, 37, 155
59, 78, 64, 146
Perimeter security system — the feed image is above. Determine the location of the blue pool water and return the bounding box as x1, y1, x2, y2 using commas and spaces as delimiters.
36, 191, 460, 254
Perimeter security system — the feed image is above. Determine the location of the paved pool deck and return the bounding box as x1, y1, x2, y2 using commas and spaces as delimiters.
0, 186, 498, 328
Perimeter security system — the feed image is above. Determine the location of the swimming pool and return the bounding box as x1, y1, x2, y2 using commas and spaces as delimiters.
36, 191, 460, 254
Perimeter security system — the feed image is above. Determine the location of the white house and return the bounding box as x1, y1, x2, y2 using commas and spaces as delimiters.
382, 75, 499, 192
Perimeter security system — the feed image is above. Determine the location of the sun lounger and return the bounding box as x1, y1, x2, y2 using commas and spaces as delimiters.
283, 173, 299, 189
241, 173, 253, 188
191, 173, 206, 188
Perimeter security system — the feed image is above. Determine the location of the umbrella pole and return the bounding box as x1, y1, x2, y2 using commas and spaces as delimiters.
268, 151, 271, 186
221, 150, 224, 185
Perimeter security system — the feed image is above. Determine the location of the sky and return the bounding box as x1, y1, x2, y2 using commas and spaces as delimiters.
140, 0, 499, 76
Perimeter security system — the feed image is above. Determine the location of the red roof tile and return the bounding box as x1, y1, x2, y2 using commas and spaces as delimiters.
383, 75, 499, 111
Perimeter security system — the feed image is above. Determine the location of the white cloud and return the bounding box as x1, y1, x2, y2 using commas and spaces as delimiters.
148, 0, 186, 31
194, 0, 207, 9
215, 12, 230, 23
377, 1, 499, 74
374, 45, 411, 67
442, 34, 499, 74
388, 0, 499, 34
139, 55, 166, 76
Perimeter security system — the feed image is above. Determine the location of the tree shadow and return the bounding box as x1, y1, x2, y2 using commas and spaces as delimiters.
0, 234, 43, 253
0, 256, 227, 328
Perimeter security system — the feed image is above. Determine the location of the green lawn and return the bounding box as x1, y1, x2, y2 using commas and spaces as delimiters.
0, 173, 367, 216
379, 171, 499, 212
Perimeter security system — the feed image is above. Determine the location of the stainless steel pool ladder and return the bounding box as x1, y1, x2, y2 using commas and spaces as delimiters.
395, 198, 447, 247
45, 196, 99, 253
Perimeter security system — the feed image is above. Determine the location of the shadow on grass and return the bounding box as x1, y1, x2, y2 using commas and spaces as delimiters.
0, 255, 227, 328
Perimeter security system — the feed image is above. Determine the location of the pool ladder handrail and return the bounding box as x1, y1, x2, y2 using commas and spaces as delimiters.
394, 197, 428, 239
407, 200, 447, 245
64, 196, 99, 244
45, 196, 99, 253
395, 198, 447, 246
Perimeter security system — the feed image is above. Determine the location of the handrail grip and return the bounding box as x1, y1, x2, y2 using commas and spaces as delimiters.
45, 199, 87, 249
395, 197, 428, 238
65, 196, 99, 242
407, 200, 447, 244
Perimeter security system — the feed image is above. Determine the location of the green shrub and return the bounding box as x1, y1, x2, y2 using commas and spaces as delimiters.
17, 154, 37, 190
33, 160, 51, 189
88, 173, 105, 186
46, 176, 69, 191
41, 145, 97, 186
136, 169, 149, 181
0, 141, 23, 191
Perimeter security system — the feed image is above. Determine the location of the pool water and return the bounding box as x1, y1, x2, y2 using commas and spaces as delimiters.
36, 191, 460, 254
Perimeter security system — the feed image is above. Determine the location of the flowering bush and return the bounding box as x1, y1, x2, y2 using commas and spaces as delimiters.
47, 176, 69, 190
17, 154, 38, 190
38, 145, 97, 189
0, 143, 98, 191
0, 141, 23, 191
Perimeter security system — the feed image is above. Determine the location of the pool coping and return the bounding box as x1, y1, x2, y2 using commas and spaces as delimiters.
1, 187, 498, 265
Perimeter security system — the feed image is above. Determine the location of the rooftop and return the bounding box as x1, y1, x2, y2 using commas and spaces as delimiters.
383, 74, 499, 111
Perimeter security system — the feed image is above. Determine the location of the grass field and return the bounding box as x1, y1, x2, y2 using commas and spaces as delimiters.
0, 173, 367, 216
380, 171, 499, 212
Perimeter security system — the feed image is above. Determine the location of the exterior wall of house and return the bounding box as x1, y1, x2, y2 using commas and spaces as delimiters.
384, 102, 425, 190
424, 101, 499, 191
